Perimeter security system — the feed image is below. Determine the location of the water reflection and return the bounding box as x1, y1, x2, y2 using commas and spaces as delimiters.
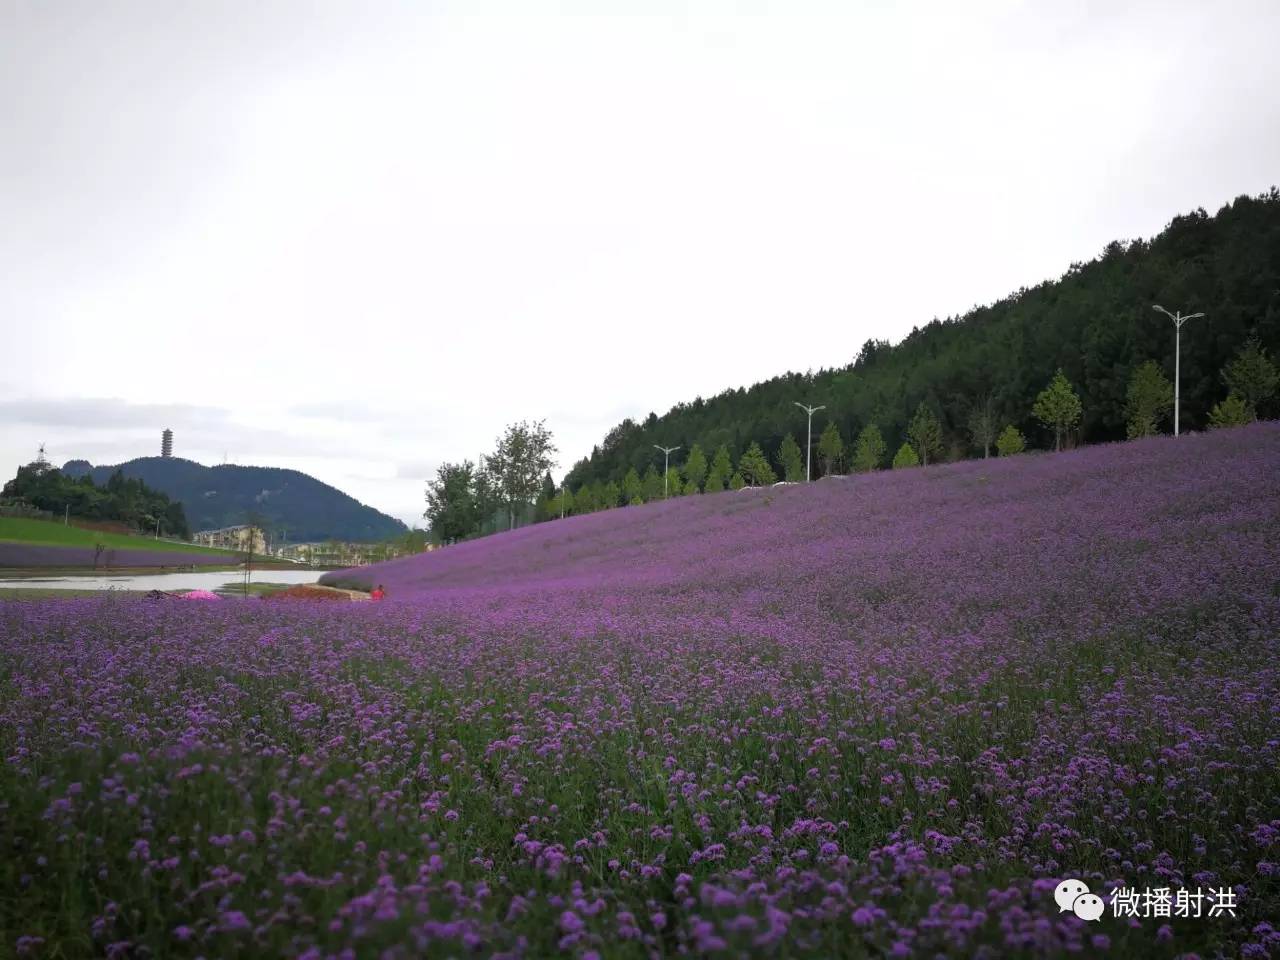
0, 569, 323, 592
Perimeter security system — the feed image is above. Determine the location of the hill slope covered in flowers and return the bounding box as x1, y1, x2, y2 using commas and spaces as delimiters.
4, 425, 1280, 958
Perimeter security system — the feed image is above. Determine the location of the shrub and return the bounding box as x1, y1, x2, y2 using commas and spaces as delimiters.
891, 443, 919, 469
996, 425, 1026, 457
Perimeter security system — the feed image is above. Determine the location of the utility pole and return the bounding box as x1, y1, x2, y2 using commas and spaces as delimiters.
793, 402, 826, 481
1153, 305, 1205, 436
64, 505, 69, 527
653, 445, 681, 498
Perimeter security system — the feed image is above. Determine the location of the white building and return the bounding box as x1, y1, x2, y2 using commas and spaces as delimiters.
192, 524, 267, 554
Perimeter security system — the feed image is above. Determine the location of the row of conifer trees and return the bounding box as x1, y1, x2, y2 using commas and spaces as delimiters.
543, 338, 1276, 518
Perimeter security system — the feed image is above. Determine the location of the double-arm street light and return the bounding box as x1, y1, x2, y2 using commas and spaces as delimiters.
1153, 304, 1205, 436
793, 402, 826, 482
653, 445, 681, 498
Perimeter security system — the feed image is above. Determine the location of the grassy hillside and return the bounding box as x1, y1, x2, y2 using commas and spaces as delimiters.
0, 517, 239, 556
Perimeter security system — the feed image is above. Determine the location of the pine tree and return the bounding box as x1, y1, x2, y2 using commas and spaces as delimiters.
534, 471, 557, 522
995, 425, 1026, 456
664, 467, 683, 498
600, 480, 621, 509
728, 472, 746, 490
738, 442, 777, 486
817, 422, 844, 475
1208, 394, 1250, 429
892, 443, 919, 469
1032, 370, 1083, 451
906, 402, 943, 466
778, 434, 804, 482
1222, 338, 1278, 420
704, 445, 733, 492
641, 465, 664, 502
1125, 361, 1173, 438
682, 443, 708, 493
852, 424, 886, 472
622, 467, 644, 505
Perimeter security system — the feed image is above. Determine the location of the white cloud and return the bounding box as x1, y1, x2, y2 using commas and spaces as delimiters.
3, 0, 1279, 524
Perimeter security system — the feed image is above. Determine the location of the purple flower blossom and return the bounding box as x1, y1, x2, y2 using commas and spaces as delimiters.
3, 425, 1279, 957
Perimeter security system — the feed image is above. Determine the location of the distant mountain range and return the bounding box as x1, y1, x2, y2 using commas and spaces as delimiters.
61, 457, 407, 543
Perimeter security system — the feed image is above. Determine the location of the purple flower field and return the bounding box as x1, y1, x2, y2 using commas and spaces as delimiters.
3, 426, 1280, 958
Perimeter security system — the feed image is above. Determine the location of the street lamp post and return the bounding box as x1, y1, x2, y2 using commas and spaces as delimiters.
792, 402, 826, 482
653, 445, 681, 498
1153, 305, 1205, 437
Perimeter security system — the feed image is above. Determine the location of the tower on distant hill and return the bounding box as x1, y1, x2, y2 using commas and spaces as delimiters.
161, 429, 173, 458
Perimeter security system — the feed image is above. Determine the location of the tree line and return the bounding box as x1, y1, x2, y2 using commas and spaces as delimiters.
425, 420, 557, 543
2, 459, 192, 538
563, 190, 1280, 496
539, 336, 1276, 517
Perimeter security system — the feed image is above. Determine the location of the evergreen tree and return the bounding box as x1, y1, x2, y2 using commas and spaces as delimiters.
1208, 394, 1250, 429
560, 191, 1280, 491
996, 425, 1026, 456
852, 424, 886, 472
560, 486, 574, 517
622, 467, 644, 505
534, 471, 557, 522
892, 443, 919, 469
738, 442, 777, 486
1222, 338, 1278, 420
966, 395, 998, 459
817, 422, 845, 475
600, 480, 622, 510
906, 402, 943, 466
704, 445, 733, 492
641, 465, 664, 502
664, 467, 683, 498
728, 472, 746, 490
1033, 370, 1083, 451
1125, 361, 1174, 438
682, 443, 708, 493
778, 434, 804, 482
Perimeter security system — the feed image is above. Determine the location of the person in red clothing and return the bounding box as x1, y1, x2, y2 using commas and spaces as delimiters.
370, 584, 386, 601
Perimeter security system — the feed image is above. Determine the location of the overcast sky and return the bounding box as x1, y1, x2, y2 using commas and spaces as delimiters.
3, 0, 1279, 527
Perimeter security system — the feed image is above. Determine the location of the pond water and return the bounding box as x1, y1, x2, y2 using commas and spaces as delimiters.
0, 569, 323, 593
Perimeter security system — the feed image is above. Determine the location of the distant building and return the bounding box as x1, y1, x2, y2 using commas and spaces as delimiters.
275, 540, 431, 566
161, 429, 173, 458
192, 524, 266, 554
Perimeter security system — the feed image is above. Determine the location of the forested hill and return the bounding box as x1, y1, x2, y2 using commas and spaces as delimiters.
61, 457, 407, 543
565, 189, 1280, 489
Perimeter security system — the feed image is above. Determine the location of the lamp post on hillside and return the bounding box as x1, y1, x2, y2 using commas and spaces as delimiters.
793, 402, 826, 481
1153, 304, 1205, 436
653, 445, 681, 498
